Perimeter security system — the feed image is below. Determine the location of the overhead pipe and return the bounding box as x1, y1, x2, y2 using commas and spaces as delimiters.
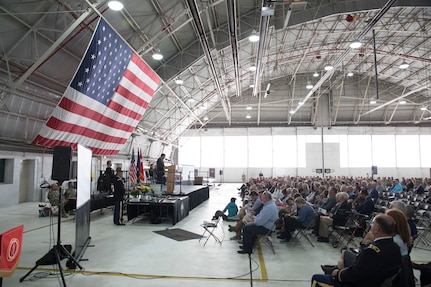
252, 0, 274, 97
226, 0, 241, 98
186, 0, 231, 122
291, 0, 397, 114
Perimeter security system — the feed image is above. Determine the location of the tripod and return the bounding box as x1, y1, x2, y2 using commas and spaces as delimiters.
20, 182, 83, 286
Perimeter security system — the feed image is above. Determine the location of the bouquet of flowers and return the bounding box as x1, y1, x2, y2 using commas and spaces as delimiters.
130, 185, 151, 197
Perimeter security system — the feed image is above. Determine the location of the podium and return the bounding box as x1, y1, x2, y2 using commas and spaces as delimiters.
165, 165, 176, 194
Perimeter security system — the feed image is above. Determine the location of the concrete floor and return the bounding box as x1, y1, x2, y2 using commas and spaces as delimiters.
1, 183, 429, 287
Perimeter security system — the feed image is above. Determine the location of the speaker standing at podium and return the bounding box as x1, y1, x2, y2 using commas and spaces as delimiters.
113, 167, 126, 226
156, 153, 166, 184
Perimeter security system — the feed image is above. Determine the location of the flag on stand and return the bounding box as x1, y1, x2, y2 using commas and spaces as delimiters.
139, 148, 145, 182
136, 149, 141, 182
129, 149, 137, 184
32, 18, 161, 155
0, 225, 24, 277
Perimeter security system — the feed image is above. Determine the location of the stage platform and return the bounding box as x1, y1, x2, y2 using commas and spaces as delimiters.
127, 185, 210, 225
168, 185, 209, 210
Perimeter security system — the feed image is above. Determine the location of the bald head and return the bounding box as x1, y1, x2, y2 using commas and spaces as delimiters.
373, 214, 396, 236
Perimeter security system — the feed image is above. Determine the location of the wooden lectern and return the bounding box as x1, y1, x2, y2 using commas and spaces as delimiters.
165, 165, 176, 194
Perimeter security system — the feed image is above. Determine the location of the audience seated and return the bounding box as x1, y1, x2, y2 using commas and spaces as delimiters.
317, 192, 351, 242
47, 183, 68, 218
311, 214, 402, 287
277, 197, 315, 242
237, 191, 278, 254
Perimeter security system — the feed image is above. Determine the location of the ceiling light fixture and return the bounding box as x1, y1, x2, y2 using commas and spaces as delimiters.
399, 61, 409, 69
370, 99, 377, 104
152, 49, 163, 60
420, 106, 427, 111
350, 39, 362, 49
298, 101, 304, 106
249, 64, 256, 71
246, 113, 251, 119
108, 1, 124, 11
347, 71, 354, 77
399, 99, 406, 104
306, 81, 313, 90
203, 116, 209, 121
248, 30, 260, 42
324, 63, 334, 71
246, 106, 252, 110
175, 79, 183, 85
289, 109, 295, 114
313, 72, 319, 77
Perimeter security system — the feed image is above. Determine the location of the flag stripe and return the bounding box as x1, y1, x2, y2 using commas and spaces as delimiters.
58, 97, 136, 132
31, 18, 161, 155
45, 117, 127, 144
32, 135, 120, 155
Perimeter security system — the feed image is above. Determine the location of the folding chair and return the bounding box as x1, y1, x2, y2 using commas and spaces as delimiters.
256, 225, 276, 254
292, 221, 315, 247
200, 217, 222, 246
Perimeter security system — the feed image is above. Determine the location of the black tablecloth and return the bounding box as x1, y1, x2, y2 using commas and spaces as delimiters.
90, 193, 115, 212
127, 196, 189, 225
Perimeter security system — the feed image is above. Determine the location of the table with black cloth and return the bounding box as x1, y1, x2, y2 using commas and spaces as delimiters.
169, 185, 209, 210
90, 193, 115, 212
127, 196, 189, 225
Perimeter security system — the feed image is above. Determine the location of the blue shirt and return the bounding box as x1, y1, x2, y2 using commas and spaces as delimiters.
223, 202, 238, 217
297, 204, 315, 228
253, 200, 279, 230
390, 183, 403, 194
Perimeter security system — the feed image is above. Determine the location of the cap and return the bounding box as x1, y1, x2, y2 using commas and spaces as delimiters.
116, 167, 123, 172
231, 197, 236, 201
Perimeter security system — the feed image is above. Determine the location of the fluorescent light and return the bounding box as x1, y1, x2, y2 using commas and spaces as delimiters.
175, 79, 183, 85
370, 99, 376, 104
313, 72, 319, 77
246, 106, 252, 110
347, 72, 354, 77
399, 61, 409, 69
324, 64, 333, 71
108, 1, 124, 11
350, 40, 362, 49
152, 49, 163, 60
248, 30, 259, 42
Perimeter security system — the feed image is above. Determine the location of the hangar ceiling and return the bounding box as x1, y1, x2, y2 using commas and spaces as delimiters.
0, 0, 430, 155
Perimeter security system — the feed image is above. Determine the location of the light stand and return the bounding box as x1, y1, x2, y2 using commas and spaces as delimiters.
20, 181, 83, 286
248, 253, 253, 287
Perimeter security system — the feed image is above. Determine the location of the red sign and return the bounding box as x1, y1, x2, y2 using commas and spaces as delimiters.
0, 225, 24, 277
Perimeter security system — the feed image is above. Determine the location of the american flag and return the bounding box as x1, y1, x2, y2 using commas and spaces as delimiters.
139, 148, 145, 182
129, 149, 137, 184
32, 18, 161, 155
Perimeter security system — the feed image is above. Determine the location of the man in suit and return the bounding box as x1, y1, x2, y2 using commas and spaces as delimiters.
311, 214, 402, 287
156, 153, 166, 184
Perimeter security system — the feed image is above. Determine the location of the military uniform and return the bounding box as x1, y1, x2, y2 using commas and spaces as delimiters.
113, 175, 126, 225
311, 237, 402, 287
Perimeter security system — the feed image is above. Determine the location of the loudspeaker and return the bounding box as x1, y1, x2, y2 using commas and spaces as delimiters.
219, 170, 223, 175
52, 146, 72, 182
